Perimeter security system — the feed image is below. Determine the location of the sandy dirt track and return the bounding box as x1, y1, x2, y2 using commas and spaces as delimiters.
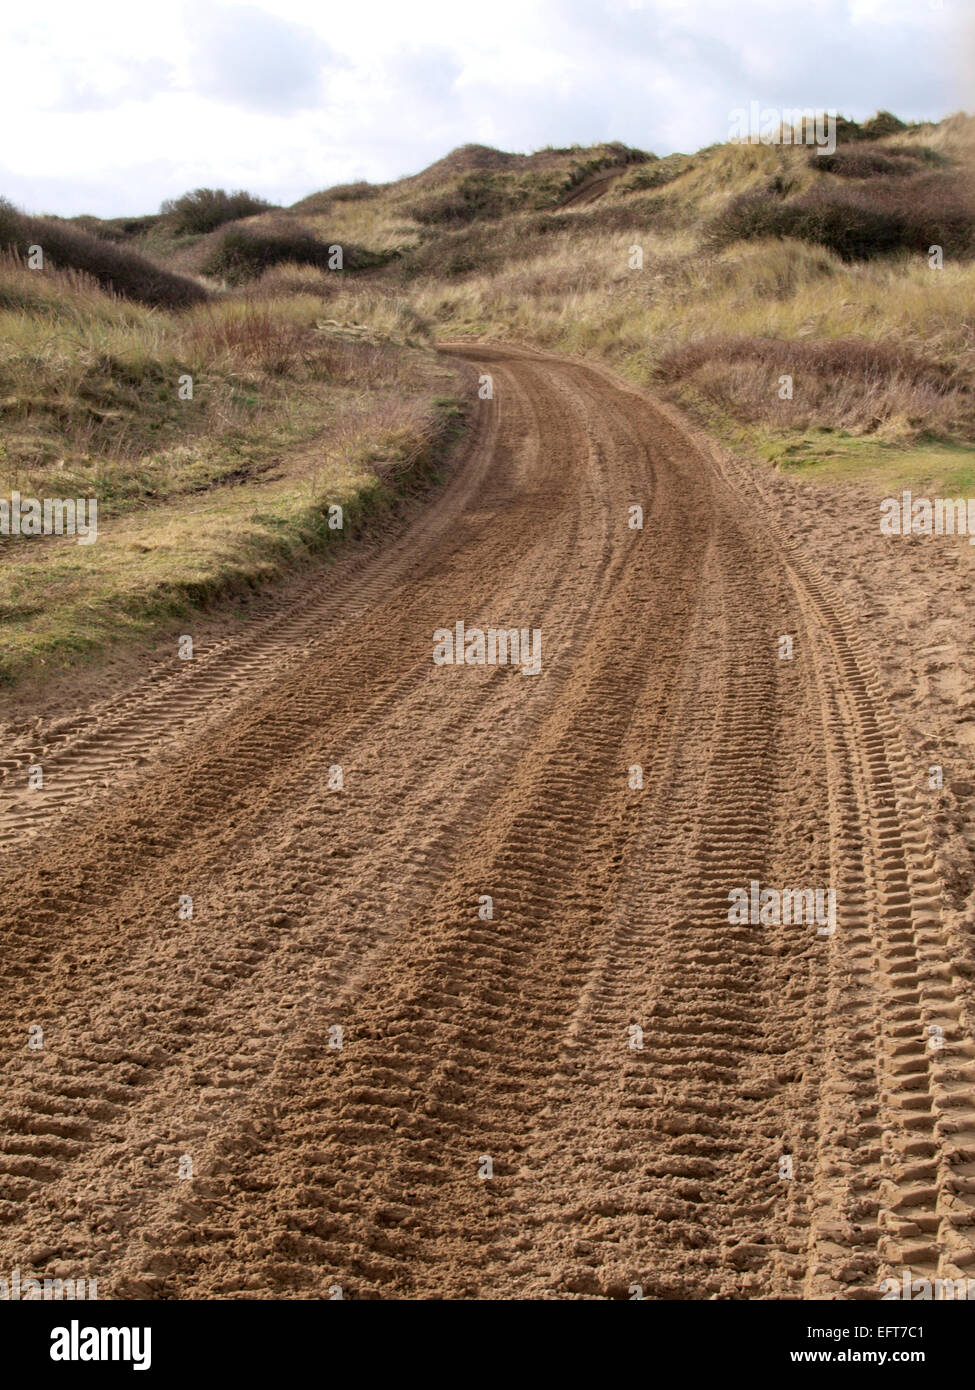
1, 344, 973, 1300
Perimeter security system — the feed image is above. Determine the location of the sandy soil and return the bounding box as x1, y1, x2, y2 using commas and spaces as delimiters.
558, 166, 630, 208
0, 344, 972, 1300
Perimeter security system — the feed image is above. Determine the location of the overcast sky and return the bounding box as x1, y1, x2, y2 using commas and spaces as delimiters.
2, 0, 968, 217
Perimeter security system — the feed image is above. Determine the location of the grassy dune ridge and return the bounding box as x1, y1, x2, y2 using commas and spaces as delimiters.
289, 119, 975, 468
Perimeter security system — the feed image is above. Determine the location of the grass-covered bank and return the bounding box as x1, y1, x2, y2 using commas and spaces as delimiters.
0, 249, 471, 683
0, 384, 469, 684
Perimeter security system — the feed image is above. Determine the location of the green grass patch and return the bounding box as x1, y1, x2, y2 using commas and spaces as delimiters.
749, 427, 975, 491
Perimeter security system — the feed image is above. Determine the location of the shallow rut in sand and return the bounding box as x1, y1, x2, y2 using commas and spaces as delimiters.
0, 344, 972, 1300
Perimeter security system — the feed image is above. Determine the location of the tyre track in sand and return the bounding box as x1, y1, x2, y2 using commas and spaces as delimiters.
0, 344, 971, 1299
687, 428, 975, 1297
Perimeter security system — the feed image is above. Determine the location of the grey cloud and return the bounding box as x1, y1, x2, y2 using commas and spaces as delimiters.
48, 58, 177, 114
547, 0, 950, 125
0, 162, 178, 219
188, 3, 342, 113
385, 45, 463, 96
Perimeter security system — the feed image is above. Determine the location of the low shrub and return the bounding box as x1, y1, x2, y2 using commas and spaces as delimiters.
708, 173, 975, 261
202, 224, 395, 283
160, 187, 275, 234
410, 172, 520, 226
0, 199, 208, 307
812, 149, 924, 179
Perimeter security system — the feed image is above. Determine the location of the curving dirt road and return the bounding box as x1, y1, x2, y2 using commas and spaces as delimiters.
1, 344, 973, 1300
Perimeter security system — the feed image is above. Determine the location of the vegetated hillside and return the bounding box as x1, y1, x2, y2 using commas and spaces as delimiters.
13, 117, 974, 456
6, 112, 974, 486
177, 114, 971, 466
2, 116, 973, 681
